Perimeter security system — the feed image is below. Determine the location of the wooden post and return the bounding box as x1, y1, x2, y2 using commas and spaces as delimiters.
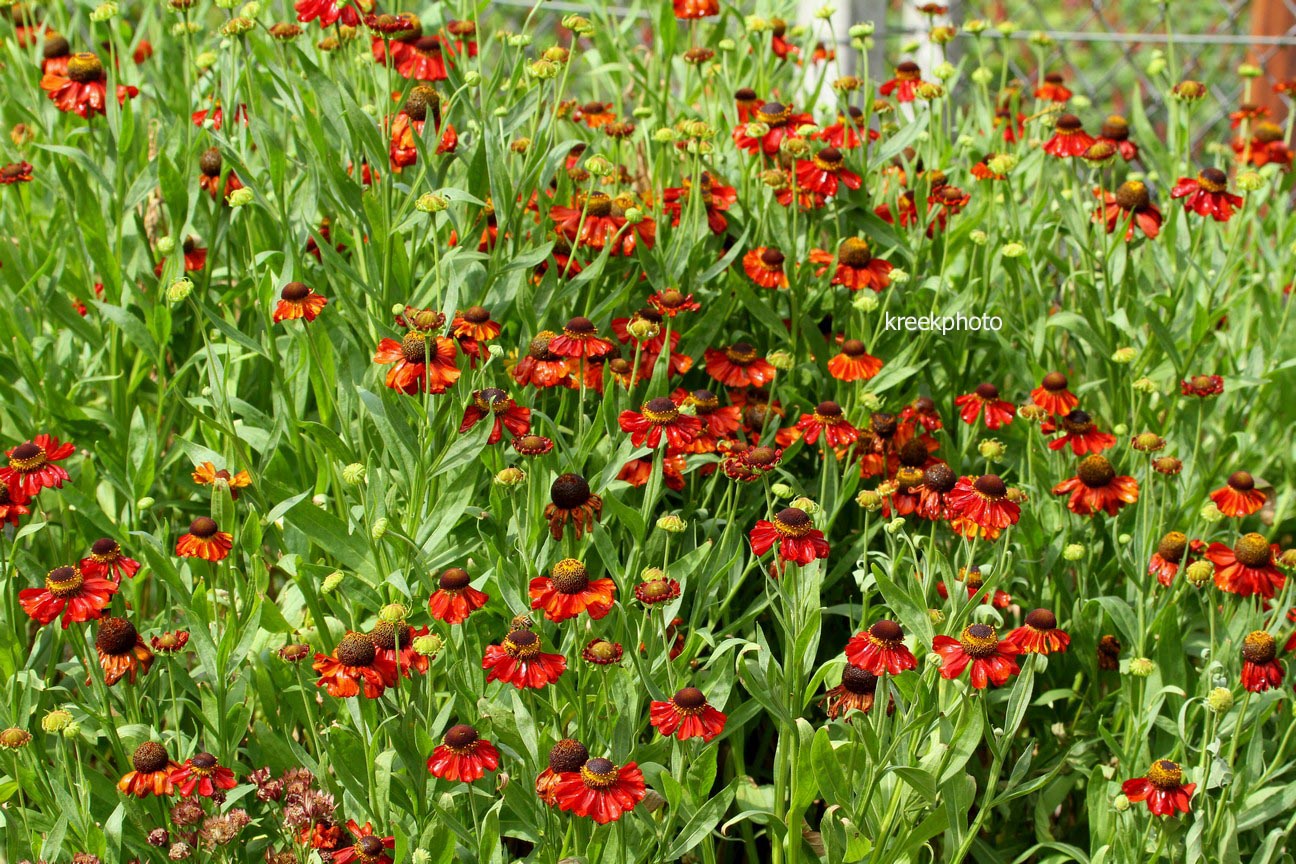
1250, 0, 1296, 119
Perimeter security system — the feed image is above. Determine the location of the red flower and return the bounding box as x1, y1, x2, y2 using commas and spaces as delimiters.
1122, 761, 1195, 816
649, 687, 727, 742
879, 61, 926, 102
648, 288, 702, 317
808, 237, 893, 292
1240, 631, 1284, 692
1030, 372, 1078, 415
932, 623, 1020, 688
1034, 72, 1072, 103
1096, 115, 1139, 161
742, 246, 789, 289
389, 104, 458, 169
582, 638, 624, 665
96, 616, 154, 686
1180, 374, 1224, 397
660, 173, 736, 235
515, 331, 574, 390
845, 620, 918, 675
634, 575, 682, 605
549, 316, 616, 359
733, 101, 812, 156
954, 383, 1015, 429
1094, 182, 1162, 240
1042, 114, 1095, 157
704, 343, 776, 388
192, 462, 252, 500
372, 622, 430, 677
459, 388, 531, 445
1052, 456, 1139, 516
1206, 534, 1284, 599
83, 537, 142, 581
373, 331, 461, 394
947, 474, 1020, 532
117, 742, 178, 798
827, 339, 883, 382
537, 739, 589, 806
170, 752, 237, 798
1, 434, 75, 498
749, 507, 830, 567
152, 631, 190, 654
273, 282, 327, 324
816, 107, 877, 149
619, 397, 702, 450
1005, 609, 1070, 655
792, 147, 861, 199
482, 628, 567, 689
529, 559, 616, 622
553, 758, 646, 824
380, 34, 452, 81
295, 0, 369, 28
1148, 532, 1190, 587
427, 724, 501, 782
19, 564, 118, 628
1170, 168, 1244, 222
901, 396, 943, 432
550, 193, 635, 253
40, 52, 138, 118
1047, 409, 1117, 455
794, 401, 860, 448
1209, 471, 1266, 517
428, 567, 488, 624
331, 821, 395, 864
673, 0, 718, 18
0, 162, 33, 184
313, 632, 398, 699
175, 517, 234, 561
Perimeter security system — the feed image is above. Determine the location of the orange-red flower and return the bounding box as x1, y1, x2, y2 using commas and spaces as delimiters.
1170, 168, 1243, 222
808, 238, 893, 292
827, 339, 883, 382
553, 758, 646, 824
536, 739, 589, 806
118, 742, 178, 798
1209, 471, 1266, 517
373, 330, 461, 394
879, 61, 926, 102
331, 821, 395, 864
932, 623, 1020, 688
389, 96, 458, 168
1052, 456, 1139, 516
482, 627, 567, 689
170, 752, 237, 799
427, 724, 500, 782
96, 616, 154, 686
1149, 532, 1191, 587
649, 687, 727, 742
660, 173, 736, 234
153, 631, 191, 654
514, 331, 574, 389
550, 193, 635, 253
1241, 631, 1284, 692
192, 462, 253, 500
1034, 72, 1072, 103
955, 383, 1015, 429
459, 388, 531, 444
673, 0, 718, 18
273, 281, 327, 323
83, 537, 142, 581
733, 101, 812, 156
845, 620, 917, 675
0, 161, 33, 185
313, 632, 398, 699
619, 397, 702, 450
1095, 114, 1139, 161
704, 343, 776, 388
1206, 534, 1285, 598
428, 567, 489, 624
794, 401, 860, 448
947, 474, 1020, 532
40, 52, 138, 118
1180, 374, 1224, 397
451, 305, 501, 362
817, 106, 877, 149
823, 666, 882, 719
1047, 409, 1117, 455
20, 564, 117, 628
1094, 181, 1163, 240
176, 517, 233, 561
544, 473, 603, 540
1005, 609, 1070, 654
371, 621, 430, 677
792, 147, 861, 198
529, 559, 616, 622
742, 246, 789, 289
295, 0, 369, 27
749, 507, 830, 566
1042, 114, 1095, 157
1122, 761, 1195, 816
1030, 372, 1078, 415
549, 316, 616, 359
1, 434, 75, 498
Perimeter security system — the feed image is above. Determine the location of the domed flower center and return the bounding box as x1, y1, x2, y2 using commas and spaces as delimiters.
189, 517, 219, 539
582, 194, 613, 218
923, 464, 956, 493
962, 566, 985, 588
755, 102, 791, 125
528, 331, 557, 360
9, 442, 46, 470
462, 305, 490, 324
814, 401, 844, 424
91, 538, 120, 559
516, 435, 548, 453
1077, 456, 1116, 487
687, 390, 718, 413
1197, 168, 1228, 193
1025, 609, 1057, 631
337, 633, 377, 667
358, 835, 386, 858
813, 147, 844, 170
414, 35, 443, 53
895, 61, 920, 80
871, 412, 897, 438
837, 237, 872, 266
959, 623, 1000, 657
550, 558, 590, 594
869, 619, 903, 645
190, 752, 218, 775
1242, 630, 1276, 664
975, 383, 1000, 400
580, 758, 619, 788
1228, 471, 1254, 491
548, 739, 589, 773
199, 148, 223, 177
1147, 760, 1183, 789
973, 474, 1007, 499
443, 723, 479, 751
45, 566, 84, 597
659, 289, 686, 308
504, 629, 541, 658
1233, 533, 1272, 567
1055, 113, 1082, 133
66, 52, 104, 83
898, 439, 928, 468
1158, 531, 1187, 562
638, 579, 674, 601
587, 639, 619, 661
96, 617, 138, 654
43, 35, 70, 59
672, 687, 707, 712
896, 466, 924, 489
725, 342, 757, 364
841, 665, 877, 695
759, 247, 785, 269
643, 397, 680, 424
281, 282, 310, 302
132, 741, 169, 774
1061, 410, 1094, 434
1101, 115, 1129, 140
550, 473, 592, 509
564, 316, 597, 337
773, 507, 812, 537
401, 331, 428, 364
438, 567, 471, 590
745, 446, 779, 469
371, 621, 412, 651
1115, 181, 1150, 211
841, 339, 869, 358
735, 87, 757, 103
1042, 372, 1069, 392
475, 388, 510, 414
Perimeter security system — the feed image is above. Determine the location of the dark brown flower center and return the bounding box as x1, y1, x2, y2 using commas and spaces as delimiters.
9, 442, 44, 468
463, 305, 490, 324
725, 343, 757, 364
1042, 372, 1068, 392
337, 632, 377, 667
672, 687, 706, 711
96, 617, 138, 655
189, 517, 219, 539
1101, 115, 1129, 140
551, 473, 592, 509
475, 388, 510, 413
549, 738, 589, 772
443, 724, 478, 749
973, 474, 1007, 498
841, 665, 877, 694
358, 836, 386, 857
550, 559, 590, 594
1061, 410, 1094, 434
923, 464, 956, 493
755, 101, 791, 125
975, 383, 1000, 400
643, 397, 680, 424
1147, 760, 1183, 789
896, 60, 920, 79
1077, 456, 1116, 487
1025, 609, 1057, 631
837, 237, 872, 267
869, 619, 903, 643
438, 567, 471, 590
959, 623, 999, 657
1055, 113, 1082, 132
43, 34, 70, 59
281, 282, 311, 302
1198, 167, 1228, 192
1115, 181, 1150, 211
371, 621, 413, 651
66, 52, 103, 83
582, 193, 613, 217
871, 412, 897, 438
505, 629, 540, 657
199, 147, 223, 177
759, 247, 785, 268
746, 446, 778, 467
1158, 532, 1187, 562
45, 565, 83, 597
401, 331, 428, 364
191, 751, 218, 771
774, 507, 812, 536
91, 537, 120, 558
735, 87, 757, 103
580, 758, 618, 788
1228, 471, 1255, 491
1234, 533, 1272, 568
814, 147, 844, 169
898, 439, 929, 468
133, 741, 170, 774
815, 401, 843, 419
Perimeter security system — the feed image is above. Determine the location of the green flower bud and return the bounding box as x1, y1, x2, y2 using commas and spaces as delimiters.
322, 571, 344, 593
342, 463, 366, 485
1206, 687, 1234, 714
370, 518, 388, 541
416, 193, 449, 213
656, 514, 686, 533
378, 603, 408, 623
42, 709, 74, 733
1063, 543, 1085, 561
167, 278, 194, 304
413, 634, 443, 657
1128, 657, 1156, 677
227, 187, 254, 207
